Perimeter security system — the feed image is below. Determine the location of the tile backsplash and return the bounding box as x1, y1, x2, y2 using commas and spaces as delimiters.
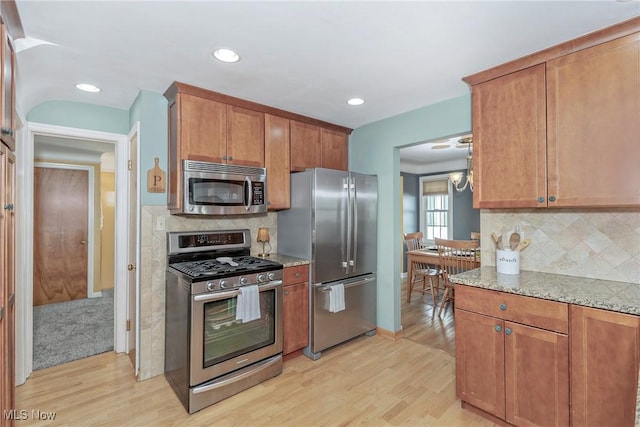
138, 206, 278, 380
480, 208, 640, 284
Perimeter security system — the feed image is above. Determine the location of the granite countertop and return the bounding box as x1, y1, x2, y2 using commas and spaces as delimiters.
267, 253, 309, 268
450, 267, 640, 315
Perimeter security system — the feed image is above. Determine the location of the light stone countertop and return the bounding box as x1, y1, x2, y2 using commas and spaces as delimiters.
450, 266, 640, 426
267, 253, 309, 268
450, 267, 640, 315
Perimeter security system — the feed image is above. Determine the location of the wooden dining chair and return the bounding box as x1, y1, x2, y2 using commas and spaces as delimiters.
435, 238, 480, 316
470, 232, 481, 241
404, 232, 442, 305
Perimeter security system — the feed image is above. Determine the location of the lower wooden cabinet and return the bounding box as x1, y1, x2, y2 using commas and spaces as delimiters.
455, 285, 569, 427
570, 305, 640, 427
282, 265, 309, 355
457, 285, 640, 427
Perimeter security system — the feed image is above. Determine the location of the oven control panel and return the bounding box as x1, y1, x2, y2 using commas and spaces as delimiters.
191, 269, 284, 295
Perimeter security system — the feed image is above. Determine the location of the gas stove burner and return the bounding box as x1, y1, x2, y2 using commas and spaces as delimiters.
170, 255, 281, 278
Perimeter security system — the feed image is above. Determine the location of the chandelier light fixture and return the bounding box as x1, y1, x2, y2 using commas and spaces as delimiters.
449, 137, 473, 192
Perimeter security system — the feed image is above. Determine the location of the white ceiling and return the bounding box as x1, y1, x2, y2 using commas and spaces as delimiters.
13, 1, 640, 170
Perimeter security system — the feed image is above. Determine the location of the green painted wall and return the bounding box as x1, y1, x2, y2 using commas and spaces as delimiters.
129, 90, 168, 206
349, 94, 472, 333
27, 100, 129, 134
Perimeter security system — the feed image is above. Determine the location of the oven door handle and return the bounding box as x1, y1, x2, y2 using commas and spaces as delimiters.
193, 280, 283, 302
192, 354, 282, 395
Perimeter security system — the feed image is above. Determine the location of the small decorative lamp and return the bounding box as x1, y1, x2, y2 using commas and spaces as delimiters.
257, 227, 272, 258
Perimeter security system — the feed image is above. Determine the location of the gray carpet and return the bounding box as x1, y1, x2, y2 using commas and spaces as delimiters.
33, 289, 114, 371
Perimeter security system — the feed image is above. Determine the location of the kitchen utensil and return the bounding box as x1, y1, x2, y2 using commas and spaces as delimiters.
496, 235, 504, 251
491, 233, 501, 249
216, 257, 239, 266
509, 232, 521, 251
515, 239, 531, 252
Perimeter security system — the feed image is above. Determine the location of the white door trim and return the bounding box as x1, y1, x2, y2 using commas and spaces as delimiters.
33, 162, 96, 298
16, 122, 128, 384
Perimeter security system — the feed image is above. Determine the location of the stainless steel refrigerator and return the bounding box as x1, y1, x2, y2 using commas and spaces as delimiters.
278, 168, 377, 360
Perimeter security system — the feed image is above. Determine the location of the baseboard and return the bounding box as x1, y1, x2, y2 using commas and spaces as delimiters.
376, 327, 403, 341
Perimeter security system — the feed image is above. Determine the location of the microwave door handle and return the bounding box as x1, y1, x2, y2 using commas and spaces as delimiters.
244, 176, 252, 211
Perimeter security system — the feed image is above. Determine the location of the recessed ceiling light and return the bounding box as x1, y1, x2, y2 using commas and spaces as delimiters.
346, 97, 365, 106
431, 144, 450, 150
75, 83, 101, 93
213, 48, 240, 63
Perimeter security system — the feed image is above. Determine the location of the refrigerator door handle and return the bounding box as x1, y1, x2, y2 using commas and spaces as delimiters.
343, 177, 351, 274
350, 176, 358, 270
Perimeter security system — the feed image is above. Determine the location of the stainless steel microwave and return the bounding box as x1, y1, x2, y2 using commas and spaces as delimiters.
181, 160, 267, 215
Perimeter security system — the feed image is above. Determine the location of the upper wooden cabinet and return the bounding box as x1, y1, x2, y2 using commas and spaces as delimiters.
0, 21, 15, 151
290, 120, 320, 172
164, 81, 352, 211
320, 128, 348, 171
464, 17, 640, 208
265, 114, 290, 210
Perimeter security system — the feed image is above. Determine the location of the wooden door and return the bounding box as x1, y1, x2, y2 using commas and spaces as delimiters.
179, 93, 227, 163
290, 120, 320, 172
127, 129, 138, 370
227, 105, 264, 167
320, 128, 348, 171
504, 321, 569, 427
264, 114, 290, 210
33, 167, 89, 305
455, 308, 505, 418
547, 33, 640, 207
472, 64, 547, 208
571, 305, 640, 427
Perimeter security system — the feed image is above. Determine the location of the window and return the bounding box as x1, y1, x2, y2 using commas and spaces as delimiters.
420, 176, 453, 244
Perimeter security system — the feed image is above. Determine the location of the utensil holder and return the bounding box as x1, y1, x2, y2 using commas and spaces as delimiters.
496, 249, 520, 275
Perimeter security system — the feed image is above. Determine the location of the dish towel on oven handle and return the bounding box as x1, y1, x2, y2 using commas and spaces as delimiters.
235, 285, 261, 323
328, 283, 345, 313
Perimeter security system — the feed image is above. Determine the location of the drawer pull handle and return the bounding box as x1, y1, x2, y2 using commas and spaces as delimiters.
499, 303, 507, 311
495, 325, 501, 332
537, 196, 545, 203
505, 327, 512, 336
549, 195, 556, 202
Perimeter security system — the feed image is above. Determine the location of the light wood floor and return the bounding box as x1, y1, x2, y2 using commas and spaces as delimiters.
15, 279, 496, 426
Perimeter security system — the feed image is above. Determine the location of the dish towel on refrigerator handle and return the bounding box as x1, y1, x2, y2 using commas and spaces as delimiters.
236, 285, 261, 322
329, 283, 345, 313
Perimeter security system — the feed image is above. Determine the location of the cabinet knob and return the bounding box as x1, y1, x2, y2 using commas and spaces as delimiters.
537, 196, 545, 203
495, 325, 502, 332
505, 327, 512, 336
284, 290, 289, 296
499, 303, 507, 311
222, 155, 227, 160
295, 272, 300, 278
1, 127, 13, 136
548, 195, 556, 202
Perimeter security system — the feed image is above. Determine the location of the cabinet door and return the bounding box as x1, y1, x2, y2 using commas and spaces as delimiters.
282, 282, 309, 355
472, 64, 547, 208
0, 23, 15, 151
571, 305, 640, 427
455, 308, 505, 418
264, 114, 290, 210
290, 120, 320, 172
504, 321, 569, 427
227, 105, 265, 167
547, 33, 640, 207
320, 128, 348, 171
180, 93, 227, 163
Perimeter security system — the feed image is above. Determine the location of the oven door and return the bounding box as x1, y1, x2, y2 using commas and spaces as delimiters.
190, 280, 283, 386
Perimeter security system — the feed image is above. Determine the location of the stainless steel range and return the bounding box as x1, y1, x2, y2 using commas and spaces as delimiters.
164, 229, 283, 414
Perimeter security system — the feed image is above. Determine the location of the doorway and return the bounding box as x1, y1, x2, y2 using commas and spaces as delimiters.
16, 123, 132, 384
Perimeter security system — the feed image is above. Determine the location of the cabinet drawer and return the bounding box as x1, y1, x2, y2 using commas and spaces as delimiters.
456, 285, 568, 333
284, 264, 309, 285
